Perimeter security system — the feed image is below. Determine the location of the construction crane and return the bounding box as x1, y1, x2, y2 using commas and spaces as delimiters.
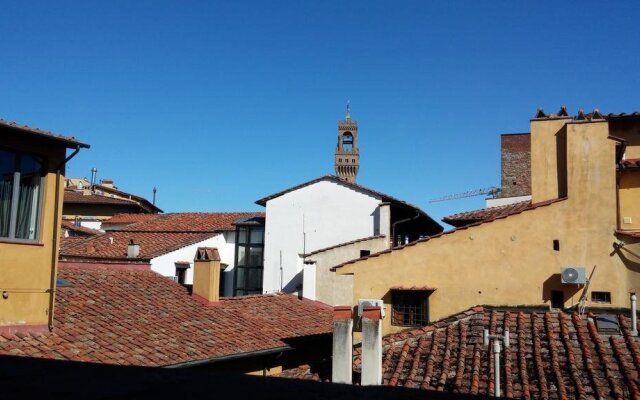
429, 187, 501, 203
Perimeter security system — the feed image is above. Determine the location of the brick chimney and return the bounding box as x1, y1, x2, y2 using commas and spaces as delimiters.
332, 306, 353, 384
192, 247, 221, 304
361, 305, 383, 385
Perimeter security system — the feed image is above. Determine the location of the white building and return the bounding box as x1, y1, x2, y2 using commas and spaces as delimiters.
256, 175, 443, 298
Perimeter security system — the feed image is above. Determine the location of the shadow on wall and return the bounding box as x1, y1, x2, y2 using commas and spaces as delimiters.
611, 238, 640, 274
282, 270, 304, 293
542, 273, 581, 304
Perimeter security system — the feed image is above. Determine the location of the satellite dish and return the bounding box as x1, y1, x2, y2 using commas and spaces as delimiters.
562, 267, 579, 283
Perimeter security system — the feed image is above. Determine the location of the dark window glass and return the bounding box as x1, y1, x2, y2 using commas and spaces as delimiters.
0, 148, 43, 240
234, 225, 264, 296
591, 291, 611, 303
391, 291, 430, 327
360, 250, 370, 257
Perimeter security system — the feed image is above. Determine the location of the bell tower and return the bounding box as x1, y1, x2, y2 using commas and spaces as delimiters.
335, 103, 359, 183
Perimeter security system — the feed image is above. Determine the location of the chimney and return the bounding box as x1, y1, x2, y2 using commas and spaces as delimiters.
361, 305, 383, 385
100, 179, 115, 189
332, 306, 353, 384
127, 240, 140, 258
192, 247, 222, 304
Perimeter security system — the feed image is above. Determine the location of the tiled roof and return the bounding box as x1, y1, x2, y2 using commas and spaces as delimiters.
102, 213, 160, 225
93, 185, 163, 213
117, 212, 265, 233
60, 231, 215, 260
619, 158, 640, 169
332, 198, 566, 271
282, 306, 640, 399
0, 266, 333, 367
60, 212, 265, 260
442, 201, 532, 227
0, 118, 89, 148
61, 220, 102, 236
64, 190, 143, 207
616, 230, 640, 239
532, 107, 640, 122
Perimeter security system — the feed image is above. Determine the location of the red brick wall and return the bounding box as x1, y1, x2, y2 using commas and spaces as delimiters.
501, 134, 531, 197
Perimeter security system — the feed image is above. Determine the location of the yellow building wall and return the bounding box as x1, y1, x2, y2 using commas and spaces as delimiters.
619, 171, 640, 230
530, 117, 570, 203
0, 139, 66, 327
337, 119, 640, 335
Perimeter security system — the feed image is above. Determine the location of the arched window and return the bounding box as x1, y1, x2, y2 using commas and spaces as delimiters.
342, 132, 353, 151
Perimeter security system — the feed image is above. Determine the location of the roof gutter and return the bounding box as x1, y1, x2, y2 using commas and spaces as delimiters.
163, 345, 292, 369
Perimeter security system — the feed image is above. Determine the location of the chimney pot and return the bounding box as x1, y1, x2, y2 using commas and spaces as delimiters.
192, 247, 222, 304
332, 306, 353, 384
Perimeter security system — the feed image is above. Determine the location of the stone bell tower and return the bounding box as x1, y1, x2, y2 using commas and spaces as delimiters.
335, 103, 359, 183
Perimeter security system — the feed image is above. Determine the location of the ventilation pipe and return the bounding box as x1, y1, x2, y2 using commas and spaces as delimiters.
152, 186, 157, 205
332, 306, 353, 384
90, 167, 97, 189
632, 293, 638, 337
484, 328, 510, 397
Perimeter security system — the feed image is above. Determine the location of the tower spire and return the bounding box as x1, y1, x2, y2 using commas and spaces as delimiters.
345, 101, 351, 120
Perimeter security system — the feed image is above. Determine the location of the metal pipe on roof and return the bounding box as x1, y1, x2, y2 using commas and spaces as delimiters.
632, 293, 638, 337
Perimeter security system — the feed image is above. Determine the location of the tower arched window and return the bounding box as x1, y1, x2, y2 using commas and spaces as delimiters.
342, 132, 353, 151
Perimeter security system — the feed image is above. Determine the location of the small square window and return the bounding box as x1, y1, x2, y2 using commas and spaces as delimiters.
391, 290, 430, 327
553, 240, 560, 251
360, 250, 370, 258
551, 290, 564, 309
591, 291, 611, 303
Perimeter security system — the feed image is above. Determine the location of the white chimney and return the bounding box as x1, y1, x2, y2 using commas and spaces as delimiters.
361, 305, 382, 385
127, 240, 140, 258
332, 306, 353, 384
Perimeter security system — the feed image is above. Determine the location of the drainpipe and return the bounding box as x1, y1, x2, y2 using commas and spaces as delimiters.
49, 145, 83, 331
484, 328, 509, 397
391, 212, 421, 247
632, 293, 638, 337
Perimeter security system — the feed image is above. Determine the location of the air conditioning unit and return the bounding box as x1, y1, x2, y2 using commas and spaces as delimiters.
560, 267, 587, 284
357, 299, 385, 318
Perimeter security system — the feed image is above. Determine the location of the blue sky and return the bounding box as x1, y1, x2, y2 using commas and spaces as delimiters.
1, 1, 639, 225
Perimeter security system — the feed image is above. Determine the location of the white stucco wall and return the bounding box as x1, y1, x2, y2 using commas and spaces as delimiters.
150, 231, 237, 297
262, 179, 383, 294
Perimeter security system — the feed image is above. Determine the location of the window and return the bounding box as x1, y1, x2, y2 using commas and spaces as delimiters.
391, 290, 430, 327
174, 263, 189, 285
553, 240, 560, 251
591, 291, 611, 303
0, 148, 44, 240
342, 132, 353, 151
234, 225, 264, 296
360, 250, 370, 257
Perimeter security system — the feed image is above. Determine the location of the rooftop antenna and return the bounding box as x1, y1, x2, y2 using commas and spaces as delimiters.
152, 187, 157, 205
429, 187, 501, 203
345, 101, 351, 120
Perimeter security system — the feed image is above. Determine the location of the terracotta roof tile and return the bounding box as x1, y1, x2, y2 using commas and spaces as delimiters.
619, 158, 640, 169
0, 266, 333, 366
118, 212, 264, 233
63, 190, 143, 207
60, 231, 215, 260
102, 214, 160, 225
281, 306, 640, 399
442, 201, 532, 227
60, 212, 265, 260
